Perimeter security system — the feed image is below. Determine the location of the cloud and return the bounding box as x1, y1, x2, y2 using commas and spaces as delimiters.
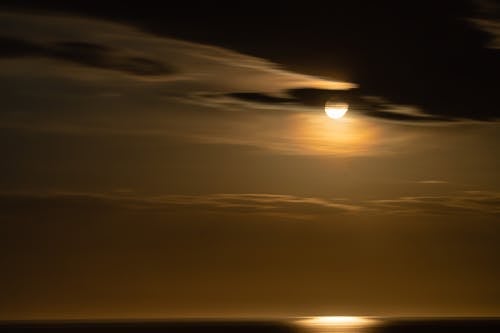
1, 190, 498, 221
0, 10, 353, 89
0, 37, 173, 76
0, 191, 361, 220
470, 0, 500, 49
0, 11, 380, 157
11, 1, 496, 121
0, 10, 496, 158
472, 18, 500, 49
369, 191, 500, 216
417, 180, 449, 184
224, 88, 455, 123
0, 10, 478, 125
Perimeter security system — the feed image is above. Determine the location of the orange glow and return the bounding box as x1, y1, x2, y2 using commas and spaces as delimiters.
291, 112, 380, 155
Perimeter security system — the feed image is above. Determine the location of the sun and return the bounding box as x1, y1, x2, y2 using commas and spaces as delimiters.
325, 101, 349, 119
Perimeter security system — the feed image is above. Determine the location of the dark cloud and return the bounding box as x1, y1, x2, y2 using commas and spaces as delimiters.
0, 36, 44, 57
229, 92, 295, 105
4, 0, 497, 120
227, 88, 454, 122
0, 37, 173, 76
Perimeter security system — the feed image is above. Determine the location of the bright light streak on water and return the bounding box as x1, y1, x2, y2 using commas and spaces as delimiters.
295, 316, 378, 333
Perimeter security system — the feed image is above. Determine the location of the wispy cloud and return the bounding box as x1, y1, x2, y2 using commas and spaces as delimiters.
470, 0, 500, 49
471, 18, 500, 49
1, 190, 498, 220
0, 10, 497, 159
0, 191, 361, 220
416, 180, 449, 184
0, 11, 353, 89
0, 37, 173, 76
369, 191, 500, 216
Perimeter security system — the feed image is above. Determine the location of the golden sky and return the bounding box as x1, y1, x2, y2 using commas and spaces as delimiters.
0, 9, 499, 319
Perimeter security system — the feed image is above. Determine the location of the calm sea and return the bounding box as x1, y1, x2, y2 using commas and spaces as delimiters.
1, 318, 500, 333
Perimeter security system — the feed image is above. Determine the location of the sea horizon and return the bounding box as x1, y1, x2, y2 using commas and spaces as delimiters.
2, 316, 500, 333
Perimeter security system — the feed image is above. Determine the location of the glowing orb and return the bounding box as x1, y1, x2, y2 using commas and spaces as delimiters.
325, 101, 348, 119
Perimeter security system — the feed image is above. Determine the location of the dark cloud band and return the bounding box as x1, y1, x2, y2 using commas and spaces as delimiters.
227, 88, 455, 122
0, 37, 173, 76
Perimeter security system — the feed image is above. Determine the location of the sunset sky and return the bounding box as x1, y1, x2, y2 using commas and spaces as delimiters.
0, 1, 499, 319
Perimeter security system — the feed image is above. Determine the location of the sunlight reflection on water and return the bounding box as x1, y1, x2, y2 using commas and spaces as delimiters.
295, 316, 378, 333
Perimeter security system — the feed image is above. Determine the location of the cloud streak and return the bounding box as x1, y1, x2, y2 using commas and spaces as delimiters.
1, 190, 498, 220
223, 88, 455, 123
0, 37, 173, 76
0, 191, 361, 220
369, 191, 500, 216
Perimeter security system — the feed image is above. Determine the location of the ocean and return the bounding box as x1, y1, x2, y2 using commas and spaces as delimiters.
1, 318, 500, 333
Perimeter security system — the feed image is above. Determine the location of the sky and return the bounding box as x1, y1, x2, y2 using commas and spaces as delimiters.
0, 0, 499, 320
